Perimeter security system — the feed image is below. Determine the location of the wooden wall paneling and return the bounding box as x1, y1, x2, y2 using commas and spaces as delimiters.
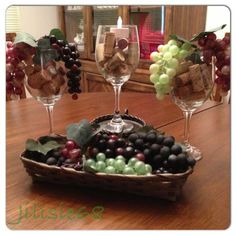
122, 80, 155, 93
58, 6, 66, 36
171, 6, 207, 40
164, 6, 173, 43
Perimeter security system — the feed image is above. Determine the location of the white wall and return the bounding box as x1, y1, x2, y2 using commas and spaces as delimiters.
19, 6, 60, 39
205, 6, 230, 38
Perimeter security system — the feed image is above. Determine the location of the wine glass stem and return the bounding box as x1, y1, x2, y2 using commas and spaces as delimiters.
45, 105, 54, 135
112, 83, 122, 123
183, 110, 193, 146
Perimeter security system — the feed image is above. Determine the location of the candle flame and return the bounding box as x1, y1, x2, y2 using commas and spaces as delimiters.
117, 16, 122, 28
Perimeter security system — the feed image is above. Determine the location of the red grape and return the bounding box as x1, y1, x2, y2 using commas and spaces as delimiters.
205, 39, 216, 49
223, 36, 230, 45
14, 86, 22, 95
217, 40, 227, 50
221, 65, 230, 75
72, 93, 78, 100
198, 37, 206, 47
207, 33, 217, 41
203, 49, 214, 63
6, 47, 14, 58
6, 41, 13, 48
216, 60, 224, 70
216, 69, 223, 77
6, 72, 13, 82
216, 51, 225, 60
10, 57, 20, 67
65, 140, 77, 150
61, 148, 69, 158
69, 149, 81, 159
224, 56, 230, 65
14, 69, 25, 80
6, 82, 14, 93
6, 56, 12, 63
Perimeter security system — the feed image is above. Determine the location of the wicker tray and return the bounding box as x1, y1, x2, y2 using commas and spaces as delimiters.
20, 155, 194, 201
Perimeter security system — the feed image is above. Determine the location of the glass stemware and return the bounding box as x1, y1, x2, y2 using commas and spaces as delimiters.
95, 24, 140, 133
24, 48, 67, 135
170, 57, 215, 160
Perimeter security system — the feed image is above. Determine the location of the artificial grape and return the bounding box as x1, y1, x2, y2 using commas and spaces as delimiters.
105, 166, 116, 174
156, 134, 164, 144
123, 166, 136, 175
146, 133, 156, 143
167, 154, 178, 168
63, 46, 71, 55
152, 154, 163, 168
167, 58, 179, 69
6, 71, 12, 82
150, 51, 159, 62
109, 134, 118, 140
95, 161, 106, 172
57, 39, 66, 47
171, 144, 183, 155
160, 146, 171, 159
169, 45, 179, 56
145, 164, 152, 174
65, 60, 74, 69
224, 55, 230, 65
46, 157, 57, 165
49, 35, 57, 44
157, 44, 164, 52
221, 65, 230, 75
163, 136, 175, 147
162, 44, 170, 53
186, 156, 196, 167
134, 161, 147, 175
203, 49, 214, 63
91, 147, 99, 158
116, 147, 125, 156
72, 93, 78, 100
69, 148, 81, 159
205, 39, 216, 49
167, 39, 178, 46
128, 133, 139, 143
166, 68, 176, 78
96, 152, 106, 162
71, 64, 79, 73
217, 40, 227, 50
223, 35, 230, 45
150, 143, 161, 155
6, 82, 14, 93
68, 43, 76, 51
105, 149, 114, 159
14, 87, 23, 95
143, 148, 151, 161
207, 32, 217, 41
159, 74, 170, 84
116, 138, 126, 148
150, 74, 160, 84
51, 43, 60, 50
156, 93, 165, 100
62, 54, 70, 62
216, 50, 225, 61
10, 57, 20, 67
74, 58, 81, 67
128, 157, 139, 167
149, 63, 160, 74
177, 153, 187, 168
114, 159, 126, 172
65, 140, 77, 150
106, 158, 115, 166
97, 139, 107, 151
163, 52, 172, 61
107, 139, 116, 150
135, 138, 144, 150
14, 69, 25, 80
115, 155, 126, 162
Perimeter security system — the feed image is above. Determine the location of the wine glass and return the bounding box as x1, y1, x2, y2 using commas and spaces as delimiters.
170, 57, 215, 160
24, 48, 67, 135
95, 25, 140, 133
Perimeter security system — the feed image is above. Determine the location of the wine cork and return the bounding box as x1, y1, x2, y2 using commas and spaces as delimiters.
27, 72, 46, 89
106, 52, 125, 71
25, 65, 35, 75
127, 42, 139, 65
188, 91, 206, 101
96, 43, 105, 62
176, 84, 193, 99
175, 72, 190, 86
41, 81, 58, 96
189, 64, 205, 92
176, 61, 193, 75
200, 63, 212, 89
118, 38, 128, 50
104, 32, 116, 57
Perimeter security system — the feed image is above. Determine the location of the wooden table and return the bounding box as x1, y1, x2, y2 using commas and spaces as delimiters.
6, 93, 230, 230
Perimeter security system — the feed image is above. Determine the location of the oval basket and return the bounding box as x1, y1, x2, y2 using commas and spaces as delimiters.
20, 155, 194, 201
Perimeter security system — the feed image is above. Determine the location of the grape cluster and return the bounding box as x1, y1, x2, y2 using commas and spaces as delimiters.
6, 41, 29, 98
197, 32, 230, 95
49, 35, 82, 100
149, 39, 194, 100
84, 130, 196, 175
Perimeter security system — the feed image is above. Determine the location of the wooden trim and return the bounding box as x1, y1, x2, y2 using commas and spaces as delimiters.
164, 6, 173, 43
58, 6, 66, 36
121, 6, 130, 24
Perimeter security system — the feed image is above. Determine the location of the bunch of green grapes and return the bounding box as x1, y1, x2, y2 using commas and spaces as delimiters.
84, 153, 152, 176
149, 39, 194, 100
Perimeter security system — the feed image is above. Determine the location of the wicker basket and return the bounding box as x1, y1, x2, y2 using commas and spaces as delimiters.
20, 155, 194, 201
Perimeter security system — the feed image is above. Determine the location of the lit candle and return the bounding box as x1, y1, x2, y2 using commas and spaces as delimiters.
110, 17, 129, 39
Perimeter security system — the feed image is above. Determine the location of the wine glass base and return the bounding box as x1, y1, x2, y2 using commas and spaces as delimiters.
103, 120, 134, 133
184, 143, 202, 161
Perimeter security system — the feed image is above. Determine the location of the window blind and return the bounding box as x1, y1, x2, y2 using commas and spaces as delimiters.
6, 6, 21, 33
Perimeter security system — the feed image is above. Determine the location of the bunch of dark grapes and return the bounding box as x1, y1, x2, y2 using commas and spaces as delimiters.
49, 35, 82, 100
198, 32, 230, 95
6, 41, 29, 98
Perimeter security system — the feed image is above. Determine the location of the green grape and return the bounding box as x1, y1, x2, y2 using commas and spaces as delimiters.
159, 74, 170, 84
156, 58, 164, 65
116, 155, 126, 162
106, 158, 115, 166
128, 157, 138, 167
145, 164, 152, 174
85, 159, 96, 168
154, 81, 161, 90
162, 44, 170, 53
150, 73, 160, 84
166, 68, 176, 78
96, 153, 106, 162
163, 52, 172, 61
178, 49, 189, 59
134, 161, 147, 175
181, 42, 192, 51
95, 161, 106, 172
150, 51, 159, 62
167, 39, 178, 46
104, 166, 116, 174
167, 58, 179, 69
149, 63, 160, 74
114, 159, 126, 172
123, 166, 136, 175
156, 92, 165, 100
169, 45, 179, 56
157, 44, 164, 52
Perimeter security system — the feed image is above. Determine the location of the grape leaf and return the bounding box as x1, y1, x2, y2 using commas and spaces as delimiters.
169, 34, 197, 48
66, 119, 94, 148
13, 32, 37, 47
25, 139, 61, 155
190, 24, 226, 42
49, 28, 67, 42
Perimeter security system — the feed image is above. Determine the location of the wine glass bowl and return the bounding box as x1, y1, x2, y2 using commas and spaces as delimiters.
24, 48, 68, 134
170, 57, 215, 160
95, 25, 140, 133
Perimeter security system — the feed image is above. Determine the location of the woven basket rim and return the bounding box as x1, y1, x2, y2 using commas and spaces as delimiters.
20, 155, 193, 180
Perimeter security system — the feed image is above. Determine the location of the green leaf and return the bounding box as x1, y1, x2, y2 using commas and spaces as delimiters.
25, 139, 61, 155
185, 51, 202, 64
66, 119, 94, 148
190, 24, 227, 42
37, 38, 51, 49
38, 135, 67, 145
13, 32, 37, 47
49, 28, 67, 42
169, 34, 197, 48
